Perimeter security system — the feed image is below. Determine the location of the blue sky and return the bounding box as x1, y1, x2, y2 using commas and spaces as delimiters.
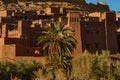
86, 0, 120, 13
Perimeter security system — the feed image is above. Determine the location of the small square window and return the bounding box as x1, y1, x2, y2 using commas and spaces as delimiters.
86, 44, 90, 49
86, 30, 90, 34
27, 49, 29, 53
96, 30, 99, 35
95, 43, 99, 49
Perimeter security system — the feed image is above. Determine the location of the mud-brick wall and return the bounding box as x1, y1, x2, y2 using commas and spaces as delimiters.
0, 44, 16, 60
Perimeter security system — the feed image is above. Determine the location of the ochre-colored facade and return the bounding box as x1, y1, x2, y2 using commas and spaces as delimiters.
0, 5, 119, 60
81, 12, 118, 54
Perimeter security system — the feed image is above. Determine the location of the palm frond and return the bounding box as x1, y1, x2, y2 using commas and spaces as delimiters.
37, 21, 77, 59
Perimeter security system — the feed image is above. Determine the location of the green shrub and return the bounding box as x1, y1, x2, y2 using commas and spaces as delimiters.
111, 60, 120, 80
72, 51, 95, 80
0, 60, 42, 80
91, 51, 112, 80
71, 50, 115, 80
14, 60, 42, 80
33, 51, 120, 80
0, 51, 120, 80
0, 61, 16, 80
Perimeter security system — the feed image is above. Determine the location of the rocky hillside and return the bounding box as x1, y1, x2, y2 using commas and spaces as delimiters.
1, 0, 86, 5
0, 0, 18, 4
86, 2, 110, 12
0, 0, 109, 12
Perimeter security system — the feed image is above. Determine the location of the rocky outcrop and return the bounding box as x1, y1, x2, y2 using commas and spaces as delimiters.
1, 0, 18, 4
86, 2, 109, 12
1, 0, 86, 5
0, 0, 110, 12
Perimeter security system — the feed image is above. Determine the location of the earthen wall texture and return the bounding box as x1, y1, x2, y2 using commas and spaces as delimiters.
0, 8, 119, 61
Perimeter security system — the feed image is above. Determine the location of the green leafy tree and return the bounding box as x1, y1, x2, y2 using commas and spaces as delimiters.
34, 53, 72, 80
91, 51, 111, 80
71, 50, 115, 80
37, 21, 76, 80
37, 22, 76, 59
72, 51, 95, 80
47, 53, 72, 80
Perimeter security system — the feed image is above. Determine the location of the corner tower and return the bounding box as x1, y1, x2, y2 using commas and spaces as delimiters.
103, 11, 118, 53
67, 12, 82, 56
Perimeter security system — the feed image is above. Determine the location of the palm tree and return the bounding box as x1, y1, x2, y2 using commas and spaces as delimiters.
37, 22, 76, 80
37, 21, 77, 59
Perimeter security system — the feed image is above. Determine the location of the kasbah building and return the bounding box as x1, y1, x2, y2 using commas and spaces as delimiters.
0, 0, 120, 62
